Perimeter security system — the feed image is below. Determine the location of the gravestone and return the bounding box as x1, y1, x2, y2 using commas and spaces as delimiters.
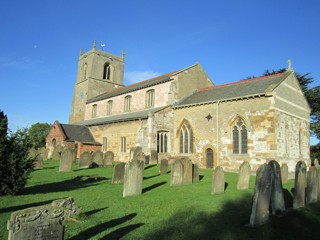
59, 148, 73, 172
192, 164, 200, 183
52, 147, 61, 161
123, 160, 144, 197
92, 150, 104, 166
269, 160, 286, 214
181, 158, 193, 185
171, 159, 184, 186
314, 159, 319, 167
150, 150, 158, 164
159, 159, 168, 175
306, 166, 318, 204
79, 151, 92, 168
237, 161, 251, 190
104, 151, 114, 167
129, 147, 142, 161
280, 163, 288, 184
112, 163, 126, 184
211, 166, 225, 194
317, 168, 320, 201
293, 161, 307, 209
249, 163, 273, 227
135, 151, 146, 162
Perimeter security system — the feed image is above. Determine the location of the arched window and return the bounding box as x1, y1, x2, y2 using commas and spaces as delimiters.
232, 118, 248, 154
146, 89, 155, 108
103, 63, 111, 80
92, 104, 97, 118
124, 95, 131, 112
107, 100, 113, 115
83, 63, 87, 80
179, 121, 193, 154
157, 131, 169, 153
52, 138, 57, 147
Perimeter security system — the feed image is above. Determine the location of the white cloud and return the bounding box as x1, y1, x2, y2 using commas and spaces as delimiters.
124, 70, 161, 85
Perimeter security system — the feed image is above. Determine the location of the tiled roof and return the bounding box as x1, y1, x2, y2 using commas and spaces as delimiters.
60, 124, 98, 144
174, 71, 290, 107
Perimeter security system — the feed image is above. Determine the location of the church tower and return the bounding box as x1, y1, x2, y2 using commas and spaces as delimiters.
69, 40, 125, 123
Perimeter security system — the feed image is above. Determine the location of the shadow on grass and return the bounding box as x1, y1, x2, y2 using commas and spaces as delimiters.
143, 174, 160, 180
20, 176, 108, 195
69, 213, 138, 240
199, 175, 204, 181
0, 199, 56, 214
142, 182, 167, 194
100, 223, 144, 240
141, 194, 320, 240
144, 164, 157, 170
83, 207, 109, 217
283, 188, 293, 209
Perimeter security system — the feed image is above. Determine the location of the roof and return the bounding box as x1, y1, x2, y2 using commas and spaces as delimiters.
60, 124, 98, 144
174, 71, 291, 108
75, 106, 170, 126
87, 63, 199, 104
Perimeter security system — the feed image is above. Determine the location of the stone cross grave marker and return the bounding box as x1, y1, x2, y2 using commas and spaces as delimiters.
59, 148, 73, 172
280, 163, 288, 184
237, 161, 251, 190
249, 163, 273, 227
269, 160, 286, 214
92, 150, 104, 166
211, 166, 225, 194
112, 163, 126, 184
104, 151, 114, 167
170, 159, 184, 186
79, 151, 92, 169
123, 160, 144, 197
159, 159, 168, 175
306, 166, 318, 204
293, 161, 307, 209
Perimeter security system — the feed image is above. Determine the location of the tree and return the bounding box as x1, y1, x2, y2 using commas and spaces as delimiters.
28, 122, 51, 149
306, 86, 320, 140
0, 110, 35, 195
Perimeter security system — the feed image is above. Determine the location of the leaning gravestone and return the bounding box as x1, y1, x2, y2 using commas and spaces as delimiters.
211, 166, 225, 195
112, 163, 126, 184
181, 158, 193, 185
171, 159, 184, 186
92, 150, 104, 166
192, 164, 200, 183
79, 151, 92, 168
123, 160, 144, 197
249, 163, 273, 227
306, 166, 318, 204
237, 161, 251, 190
104, 151, 114, 167
293, 161, 307, 209
159, 159, 168, 175
59, 148, 73, 172
280, 163, 288, 184
269, 160, 286, 214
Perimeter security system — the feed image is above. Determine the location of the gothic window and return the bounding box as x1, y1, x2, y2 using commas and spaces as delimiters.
107, 100, 113, 115
179, 121, 193, 154
92, 104, 97, 118
157, 131, 169, 153
52, 138, 57, 147
121, 137, 126, 152
102, 137, 108, 152
232, 119, 248, 154
103, 63, 111, 80
83, 63, 87, 80
146, 89, 155, 108
124, 95, 132, 112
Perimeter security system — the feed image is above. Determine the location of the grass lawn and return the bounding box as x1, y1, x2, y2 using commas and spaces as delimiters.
1, 160, 320, 240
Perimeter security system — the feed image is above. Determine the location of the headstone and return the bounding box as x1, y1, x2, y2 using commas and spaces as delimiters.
112, 163, 126, 184
211, 166, 225, 194
249, 163, 273, 227
51, 197, 81, 216
135, 152, 146, 162
104, 151, 114, 167
171, 159, 184, 186
306, 166, 318, 204
129, 147, 142, 160
92, 150, 104, 166
192, 164, 199, 183
123, 160, 144, 197
181, 158, 193, 185
52, 147, 61, 161
59, 148, 73, 172
237, 161, 251, 190
317, 168, 320, 201
159, 159, 168, 175
79, 151, 92, 168
150, 150, 158, 164
293, 161, 307, 209
269, 160, 286, 214
314, 159, 319, 167
280, 163, 288, 184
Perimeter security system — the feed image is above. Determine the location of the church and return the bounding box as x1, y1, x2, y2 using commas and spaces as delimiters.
46, 41, 310, 172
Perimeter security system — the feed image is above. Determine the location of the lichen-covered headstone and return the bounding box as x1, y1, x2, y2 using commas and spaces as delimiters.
129, 147, 142, 161
159, 159, 168, 175
211, 166, 225, 195
92, 150, 104, 166
104, 151, 114, 167
181, 158, 193, 185
123, 160, 144, 197
171, 159, 184, 186
59, 148, 73, 172
112, 163, 125, 184
306, 166, 318, 204
192, 164, 199, 183
280, 163, 288, 184
237, 161, 251, 190
79, 151, 92, 168
269, 160, 286, 214
249, 163, 272, 226
135, 151, 146, 162
293, 161, 307, 209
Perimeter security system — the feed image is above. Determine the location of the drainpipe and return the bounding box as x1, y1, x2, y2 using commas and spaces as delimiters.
216, 101, 220, 167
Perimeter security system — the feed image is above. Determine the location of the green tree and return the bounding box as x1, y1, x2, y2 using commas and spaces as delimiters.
0, 110, 35, 195
28, 122, 51, 149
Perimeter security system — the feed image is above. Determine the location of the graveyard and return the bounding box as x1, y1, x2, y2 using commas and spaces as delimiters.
1, 159, 320, 239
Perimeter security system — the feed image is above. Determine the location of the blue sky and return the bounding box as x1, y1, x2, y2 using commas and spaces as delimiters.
0, 0, 319, 144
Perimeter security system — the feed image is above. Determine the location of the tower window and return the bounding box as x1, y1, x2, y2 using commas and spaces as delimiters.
107, 100, 113, 115
179, 121, 193, 154
121, 137, 126, 152
83, 63, 87, 80
146, 89, 155, 108
124, 95, 131, 112
92, 104, 97, 118
103, 63, 111, 80
232, 119, 248, 154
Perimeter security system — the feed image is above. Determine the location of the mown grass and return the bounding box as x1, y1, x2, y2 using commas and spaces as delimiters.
1, 161, 320, 240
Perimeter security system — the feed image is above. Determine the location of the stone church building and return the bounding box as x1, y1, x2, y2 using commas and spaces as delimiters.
47, 41, 310, 172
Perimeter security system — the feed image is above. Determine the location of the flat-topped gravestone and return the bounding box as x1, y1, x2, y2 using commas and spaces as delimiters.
159, 159, 168, 175
79, 151, 92, 168
269, 160, 286, 214
280, 163, 288, 184
92, 150, 104, 166
237, 161, 251, 190
59, 148, 73, 172
112, 163, 125, 184
192, 164, 199, 183
123, 160, 144, 197
211, 166, 225, 194
181, 158, 193, 185
104, 151, 114, 167
306, 166, 318, 204
249, 163, 272, 227
150, 150, 158, 164
293, 161, 307, 209
171, 159, 184, 186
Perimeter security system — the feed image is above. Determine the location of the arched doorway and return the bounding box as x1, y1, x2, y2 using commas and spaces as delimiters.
206, 148, 214, 168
